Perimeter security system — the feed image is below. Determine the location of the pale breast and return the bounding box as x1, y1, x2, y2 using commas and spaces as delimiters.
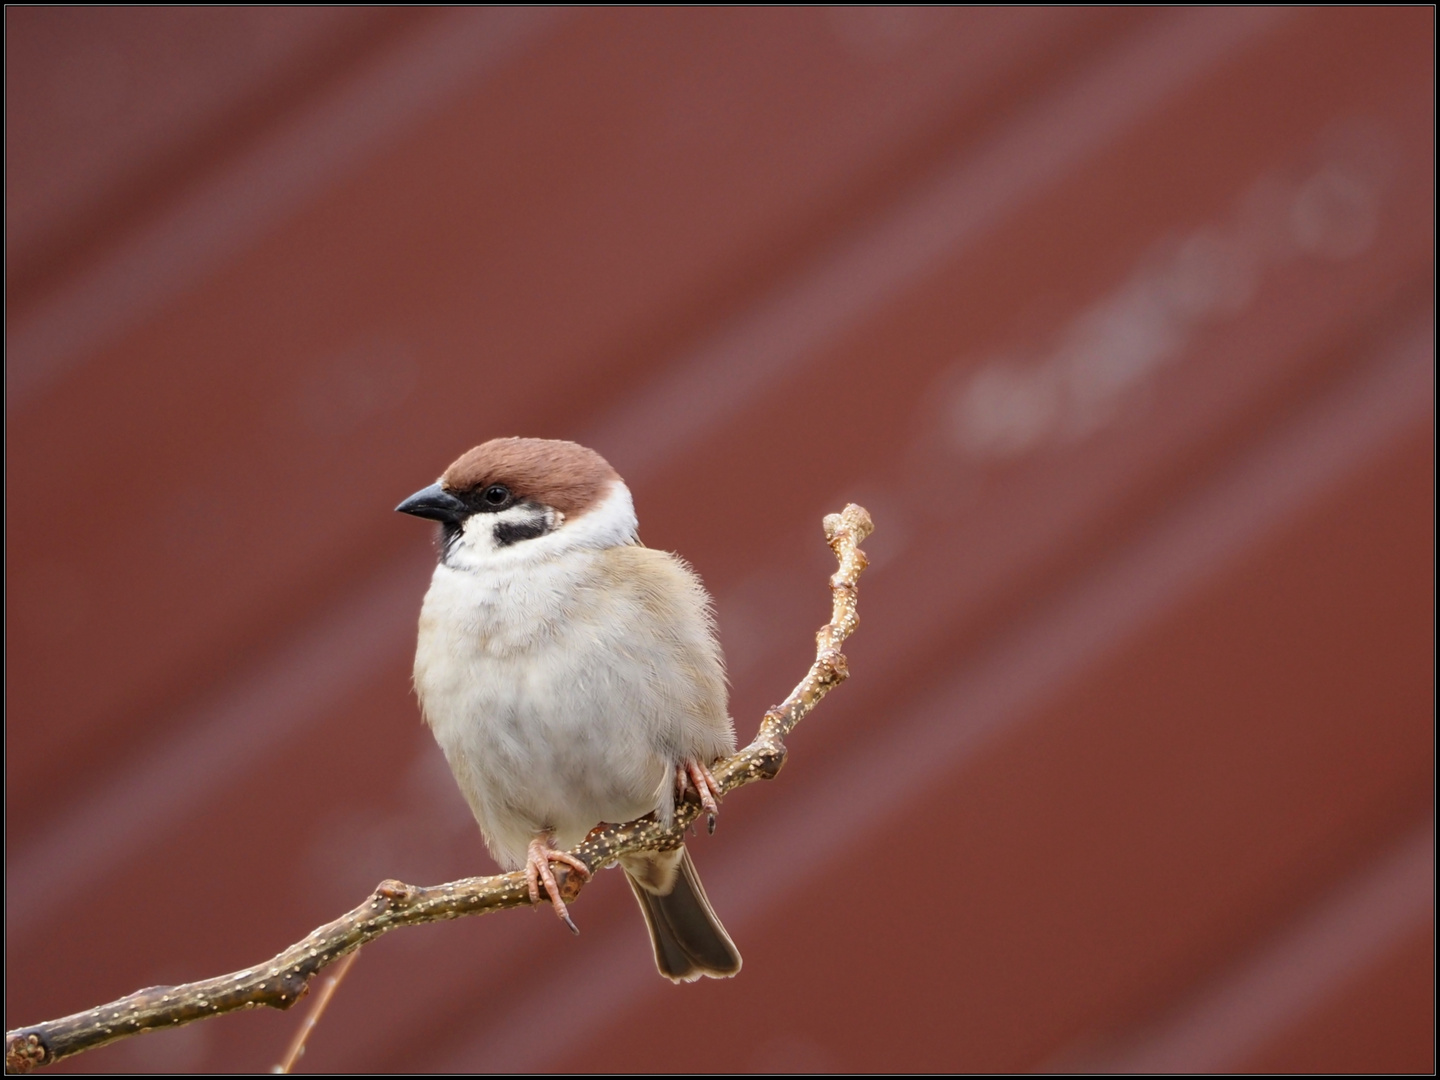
413, 545, 734, 867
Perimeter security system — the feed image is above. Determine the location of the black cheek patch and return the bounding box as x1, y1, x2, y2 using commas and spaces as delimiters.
493, 517, 551, 547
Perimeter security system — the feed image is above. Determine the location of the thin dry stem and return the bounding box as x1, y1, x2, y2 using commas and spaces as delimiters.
4, 504, 873, 1075
273, 946, 361, 1074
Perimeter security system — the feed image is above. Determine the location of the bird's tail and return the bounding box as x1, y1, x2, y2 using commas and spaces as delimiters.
621, 846, 742, 982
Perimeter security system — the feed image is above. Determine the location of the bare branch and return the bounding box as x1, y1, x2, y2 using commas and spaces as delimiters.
5, 504, 873, 1075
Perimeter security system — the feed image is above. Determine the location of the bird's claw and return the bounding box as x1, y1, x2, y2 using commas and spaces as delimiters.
525, 836, 590, 932
676, 759, 722, 833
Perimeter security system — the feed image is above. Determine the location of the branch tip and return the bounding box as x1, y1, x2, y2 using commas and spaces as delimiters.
6, 1031, 48, 1075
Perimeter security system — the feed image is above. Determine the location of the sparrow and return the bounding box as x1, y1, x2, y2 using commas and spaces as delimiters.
396, 437, 742, 982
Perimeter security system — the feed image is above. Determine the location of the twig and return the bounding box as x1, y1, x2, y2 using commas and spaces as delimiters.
272, 946, 361, 1074
4, 505, 873, 1075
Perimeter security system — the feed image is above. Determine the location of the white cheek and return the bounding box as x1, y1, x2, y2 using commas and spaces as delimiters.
447, 504, 555, 568
457, 514, 499, 556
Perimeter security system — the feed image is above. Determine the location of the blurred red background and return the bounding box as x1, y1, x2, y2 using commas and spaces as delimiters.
6, 8, 1433, 1073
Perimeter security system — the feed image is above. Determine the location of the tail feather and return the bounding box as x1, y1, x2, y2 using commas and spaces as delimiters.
622, 846, 742, 982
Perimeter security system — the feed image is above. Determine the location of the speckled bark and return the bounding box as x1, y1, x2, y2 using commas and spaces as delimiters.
5, 505, 872, 1075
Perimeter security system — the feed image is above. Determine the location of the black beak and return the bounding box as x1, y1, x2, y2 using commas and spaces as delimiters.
395, 482, 469, 524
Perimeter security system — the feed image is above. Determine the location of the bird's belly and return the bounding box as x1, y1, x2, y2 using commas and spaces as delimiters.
416, 623, 669, 868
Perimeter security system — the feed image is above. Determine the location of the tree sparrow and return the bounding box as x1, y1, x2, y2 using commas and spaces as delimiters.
396, 437, 742, 982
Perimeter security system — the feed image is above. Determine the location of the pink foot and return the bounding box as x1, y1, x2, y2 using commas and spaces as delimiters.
676, 759, 722, 834
525, 835, 590, 934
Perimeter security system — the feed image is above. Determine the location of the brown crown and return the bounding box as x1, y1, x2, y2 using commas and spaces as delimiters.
440, 438, 619, 517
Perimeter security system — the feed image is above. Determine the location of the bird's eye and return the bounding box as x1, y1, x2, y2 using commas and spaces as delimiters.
482, 484, 511, 506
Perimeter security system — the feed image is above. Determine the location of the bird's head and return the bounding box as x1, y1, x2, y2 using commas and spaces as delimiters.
396, 438, 636, 568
